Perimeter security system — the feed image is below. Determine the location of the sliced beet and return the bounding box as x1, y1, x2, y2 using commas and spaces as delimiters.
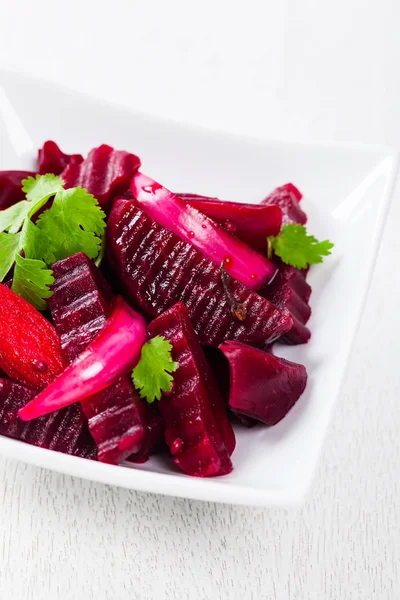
0, 171, 36, 210
0, 378, 96, 458
48, 252, 147, 464
178, 193, 282, 253
128, 402, 165, 463
148, 302, 234, 477
262, 183, 307, 225
61, 144, 141, 209
220, 341, 307, 425
38, 141, 83, 175
107, 200, 292, 348
260, 261, 312, 344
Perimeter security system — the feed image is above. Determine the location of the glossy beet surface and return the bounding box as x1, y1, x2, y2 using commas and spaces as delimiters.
0, 171, 36, 210
0, 378, 97, 458
220, 341, 307, 425
179, 193, 282, 252
48, 253, 147, 464
260, 261, 312, 344
19, 297, 147, 421
0, 283, 67, 389
262, 183, 307, 225
62, 144, 141, 209
107, 200, 292, 347
131, 173, 276, 289
38, 140, 83, 175
149, 303, 234, 477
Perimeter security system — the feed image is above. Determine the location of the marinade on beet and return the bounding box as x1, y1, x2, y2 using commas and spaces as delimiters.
107, 200, 292, 348
148, 303, 234, 477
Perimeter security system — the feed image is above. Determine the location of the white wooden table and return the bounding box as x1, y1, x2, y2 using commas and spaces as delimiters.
0, 1, 399, 598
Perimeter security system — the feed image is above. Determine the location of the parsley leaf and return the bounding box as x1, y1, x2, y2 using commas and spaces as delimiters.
36, 188, 106, 262
12, 254, 54, 311
132, 336, 179, 403
269, 224, 334, 269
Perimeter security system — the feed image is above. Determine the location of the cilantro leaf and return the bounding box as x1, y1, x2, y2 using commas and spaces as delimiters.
22, 174, 64, 205
36, 187, 106, 262
0, 201, 32, 234
12, 254, 54, 311
269, 224, 334, 269
132, 336, 179, 403
0, 232, 21, 280
22, 220, 55, 265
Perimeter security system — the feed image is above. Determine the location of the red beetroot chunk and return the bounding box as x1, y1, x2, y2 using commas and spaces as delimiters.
38, 141, 83, 175
262, 183, 307, 225
107, 200, 292, 348
0, 378, 97, 458
178, 193, 282, 253
62, 144, 141, 210
149, 303, 234, 477
48, 252, 147, 464
0, 171, 36, 210
220, 341, 307, 425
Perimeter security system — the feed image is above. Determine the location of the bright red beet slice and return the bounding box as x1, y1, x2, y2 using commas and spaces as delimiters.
0, 378, 97, 458
131, 172, 276, 289
179, 193, 282, 253
260, 261, 312, 344
0, 171, 36, 210
149, 303, 234, 477
38, 141, 83, 176
107, 200, 292, 348
48, 253, 147, 463
262, 183, 307, 225
220, 340, 307, 425
19, 296, 147, 421
62, 144, 141, 209
0, 283, 67, 389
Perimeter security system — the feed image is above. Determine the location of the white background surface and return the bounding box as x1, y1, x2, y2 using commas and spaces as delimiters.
0, 1, 400, 599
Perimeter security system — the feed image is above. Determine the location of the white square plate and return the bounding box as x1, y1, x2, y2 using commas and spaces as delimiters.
0, 70, 398, 507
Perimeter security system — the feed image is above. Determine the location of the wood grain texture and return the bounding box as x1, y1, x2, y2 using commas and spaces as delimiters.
1, 1, 400, 597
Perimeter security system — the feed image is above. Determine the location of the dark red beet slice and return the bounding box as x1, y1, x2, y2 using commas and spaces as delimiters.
0, 378, 96, 458
260, 261, 312, 344
220, 340, 307, 425
61, 144, 141, 210
107, 200, 292, 348
128, 402, 164, 463
178, 193, 282, 253
48, 252, 147, 464
262, 183, 307, 225
0, 171, 36, 210
148, 303, 234, 477
38, 140, 83, 175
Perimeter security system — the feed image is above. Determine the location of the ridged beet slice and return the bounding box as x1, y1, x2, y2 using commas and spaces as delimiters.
220, 341, 307, 425
262, 183, 307, 225
61, 144, 141, 209
128, 402, 164, 463
107, 200, 292, 348
48, 252, 147, 464
0, 378, 96, 458
178, 193, 282, 253
260, 261, 312, 344
0, 171, 36, 210
148, 303, 234, 477
38, 141, 83, 175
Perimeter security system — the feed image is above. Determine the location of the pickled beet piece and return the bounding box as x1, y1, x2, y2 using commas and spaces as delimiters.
179, 193, 282, 252
47, 253, 147, 464
0, 378, 97, 458
262, 183, 307, 225
62, 144, 141, 209
38, 141, 83, 175
128, 402, 165, 463
220, 341, 307, 425
149, 303, 234, 477
260, 261, 312, 344
131, 173, 276, 289
0, 283, 67, 389
107, 200, 292, 348
0, 171, 36, 210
